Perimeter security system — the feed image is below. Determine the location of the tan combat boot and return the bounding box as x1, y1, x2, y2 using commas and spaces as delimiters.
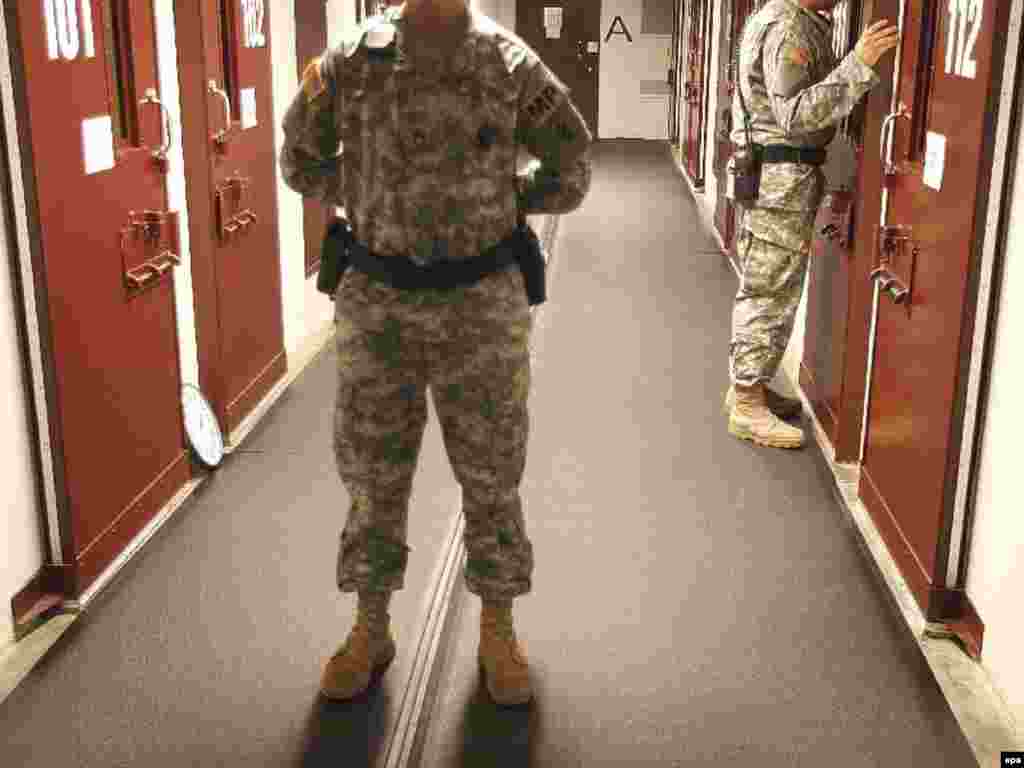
722, 383, 803, 420
478, 599, 533, 706
728, 383, 805, 449
320, 592, 396, 701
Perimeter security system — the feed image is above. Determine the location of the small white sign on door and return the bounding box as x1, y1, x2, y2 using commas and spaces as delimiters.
240, 88, 258, 129
544, 7, 563, 38
82, 115, 115, 175
923, 131, 946, 191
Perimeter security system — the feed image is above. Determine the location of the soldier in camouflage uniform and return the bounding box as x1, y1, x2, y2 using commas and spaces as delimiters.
725, 0, 898, 448
280, 0, 592, 705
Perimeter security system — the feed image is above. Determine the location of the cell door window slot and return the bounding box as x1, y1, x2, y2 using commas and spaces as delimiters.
218, 0, 241, 121
101, 0, 137, 145
909, 0, 942, 159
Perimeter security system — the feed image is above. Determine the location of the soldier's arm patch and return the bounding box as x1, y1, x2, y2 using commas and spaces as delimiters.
788, 47, 810, 67
766, 32, 815, 98
301, 57, 327, 102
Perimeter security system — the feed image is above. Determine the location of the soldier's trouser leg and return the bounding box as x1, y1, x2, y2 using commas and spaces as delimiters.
729, 207, 815, 387
333, 272, 431, 593
428, 267, 535, 601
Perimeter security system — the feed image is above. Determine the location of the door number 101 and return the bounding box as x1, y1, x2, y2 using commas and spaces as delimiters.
44, 1, 264, 61
945, 0, 983, 79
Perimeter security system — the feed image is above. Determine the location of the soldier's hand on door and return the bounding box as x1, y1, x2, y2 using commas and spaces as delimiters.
854, 20, 901, 68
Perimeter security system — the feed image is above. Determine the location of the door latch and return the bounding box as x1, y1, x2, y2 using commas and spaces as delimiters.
139, 88, 173, 173
209, 80, 233, 153
880, 103, 911, 177
215, 175, 258, 242
121, 210, 181, 295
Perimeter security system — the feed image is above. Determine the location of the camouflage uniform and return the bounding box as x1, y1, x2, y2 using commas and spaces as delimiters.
729, 0, 878, 386
280, 6, 592, 600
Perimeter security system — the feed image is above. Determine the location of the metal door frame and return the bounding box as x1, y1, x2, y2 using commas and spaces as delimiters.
0, 0, 71, 570
858, 0, 1024, 608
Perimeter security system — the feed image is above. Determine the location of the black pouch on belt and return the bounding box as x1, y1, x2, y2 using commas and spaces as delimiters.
318, 216, 353, 299
516, 218, 547, 306
726, 144, 762, 203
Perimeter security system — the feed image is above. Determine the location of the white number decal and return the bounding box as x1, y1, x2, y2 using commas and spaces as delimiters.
43, 0, 96, 61
946, 0, 983, 79
241, 0, 266, 48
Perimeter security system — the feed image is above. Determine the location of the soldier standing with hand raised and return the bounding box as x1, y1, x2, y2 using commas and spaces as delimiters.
280, 0, 592, 705
725, 0, 899, 448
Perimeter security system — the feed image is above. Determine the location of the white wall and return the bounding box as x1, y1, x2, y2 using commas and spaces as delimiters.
966, 114, 1024, 730
474, 0, 516, 30
273, 0, 336, 362
702, 0, 722, 205
0, 173, 45, 652
600, 0, 674, 138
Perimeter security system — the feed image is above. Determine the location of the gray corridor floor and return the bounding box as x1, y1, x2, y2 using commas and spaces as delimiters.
416, 141, 976, 767
0, 141, 975, 767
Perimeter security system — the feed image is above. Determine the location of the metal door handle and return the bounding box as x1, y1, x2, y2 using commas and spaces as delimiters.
880, 104, 910, 174
209, 80, 232, 145
139, 88, 173, 161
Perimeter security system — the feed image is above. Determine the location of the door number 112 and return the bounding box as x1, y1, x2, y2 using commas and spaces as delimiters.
945, 0, 983, 79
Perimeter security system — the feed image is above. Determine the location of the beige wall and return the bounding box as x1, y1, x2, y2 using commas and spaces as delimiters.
474, 0, 515, 30
965, 113, 1024, 730
600, 0, 674, 138
0, 171, 45, 652
272, 0, 337, 362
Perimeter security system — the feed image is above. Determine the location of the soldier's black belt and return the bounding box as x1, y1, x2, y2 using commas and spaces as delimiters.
757, 145, 827, 166
331, 222, 547, 306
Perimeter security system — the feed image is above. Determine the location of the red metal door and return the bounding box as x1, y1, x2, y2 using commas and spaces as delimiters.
801, 0, 865, 445
176, 0, 287, 437
516, 0, 602, 136
296, 0, 330, 277
683, 0, 709, 185
7, 0, 189, 594
859, 0, 1005, 618
712, 0, 757, 253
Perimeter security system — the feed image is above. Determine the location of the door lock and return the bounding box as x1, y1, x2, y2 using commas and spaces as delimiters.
873, 225, 916, 307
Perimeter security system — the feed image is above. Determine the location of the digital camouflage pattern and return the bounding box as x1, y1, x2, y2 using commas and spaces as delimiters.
280, 5, 592, 599
729, 0, 879, 386
333, 266, 533, 598
281, 4, 592, 263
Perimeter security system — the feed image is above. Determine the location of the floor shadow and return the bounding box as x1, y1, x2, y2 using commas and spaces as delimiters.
297, 679, 393, 768
454, 672, 544, 768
